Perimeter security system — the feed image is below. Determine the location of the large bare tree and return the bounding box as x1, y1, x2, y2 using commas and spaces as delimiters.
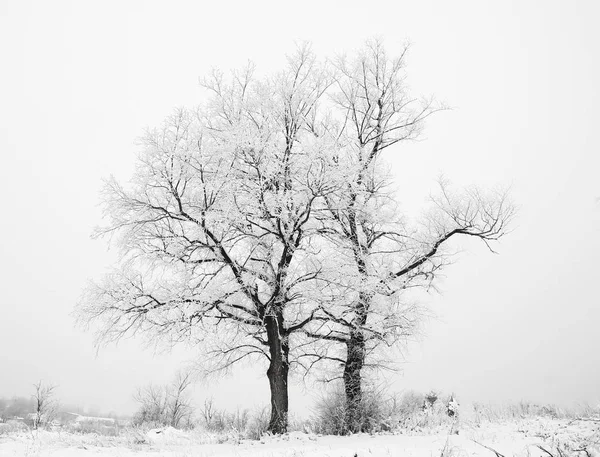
297, 41, 515, 433
78, 47, 341, 434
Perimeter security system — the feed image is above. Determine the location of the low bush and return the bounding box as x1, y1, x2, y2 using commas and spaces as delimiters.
64, 421, 120, 436
312, 386, 399, 435
312, 386, 460, 435
0, 420, 28, 435
199, 400, 270, 440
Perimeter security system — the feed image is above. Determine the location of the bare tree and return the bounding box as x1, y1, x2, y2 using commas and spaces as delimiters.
133, 371, 194, 428
168, 371, 194, 428
298, 41, 515, 433
133, 384, 169, 426
32, 381, 57, 430
200, 397, 216, 428
77, 45, 340, 434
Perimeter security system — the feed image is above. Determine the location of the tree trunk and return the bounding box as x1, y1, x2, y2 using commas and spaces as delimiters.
343, 329, 366, 434
265, 312, 289, 434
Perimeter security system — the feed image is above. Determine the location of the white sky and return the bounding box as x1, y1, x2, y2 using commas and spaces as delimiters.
1, 0, 599, 416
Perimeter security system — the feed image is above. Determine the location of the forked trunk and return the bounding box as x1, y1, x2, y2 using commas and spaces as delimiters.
343, 329, 366, 433
265, 312, 289, 434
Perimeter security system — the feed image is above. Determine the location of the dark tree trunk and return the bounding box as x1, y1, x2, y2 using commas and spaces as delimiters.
343, 329, 366, 433
265, 311, 289, 434
345, 206, 370, 434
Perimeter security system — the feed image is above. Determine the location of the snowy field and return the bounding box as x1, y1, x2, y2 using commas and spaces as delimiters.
1, 418, 598, 457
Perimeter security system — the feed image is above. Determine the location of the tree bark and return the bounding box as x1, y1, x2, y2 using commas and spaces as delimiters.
343, 329, 366, 433
265, 311, 289, 434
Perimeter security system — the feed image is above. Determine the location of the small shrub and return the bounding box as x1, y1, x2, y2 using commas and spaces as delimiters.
396, 394, 457, 433
0, 420, 28, 435
313, 388, 347, 435
312, 385, 393, 435
311, 387, 460, 435
199, 402, 270, 440
397, 391, 425, 418
66, 421, 120, 436
245, 407, 270, 440
424, 390, 439, 410
132, 371, 194, 429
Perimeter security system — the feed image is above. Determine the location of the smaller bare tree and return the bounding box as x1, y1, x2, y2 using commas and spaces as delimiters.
133, 372, 194, 428
168, 371, 194, 428
133, 384, 168, 426
201, 397, 216, 428
32, 381, 57, 430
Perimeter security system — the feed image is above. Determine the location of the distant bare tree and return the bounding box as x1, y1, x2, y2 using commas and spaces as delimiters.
32, 381, 57, 429
133, 371, 194, 428
133, 384, 168, 426
168, 371, 194, 428
201, 397, 216, 428
0, 398, 7, 421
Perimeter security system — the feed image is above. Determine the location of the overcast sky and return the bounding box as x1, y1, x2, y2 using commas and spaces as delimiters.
1, 0, 599, 416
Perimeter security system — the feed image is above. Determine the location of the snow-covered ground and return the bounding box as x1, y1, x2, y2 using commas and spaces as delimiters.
0, 418, 598, 457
